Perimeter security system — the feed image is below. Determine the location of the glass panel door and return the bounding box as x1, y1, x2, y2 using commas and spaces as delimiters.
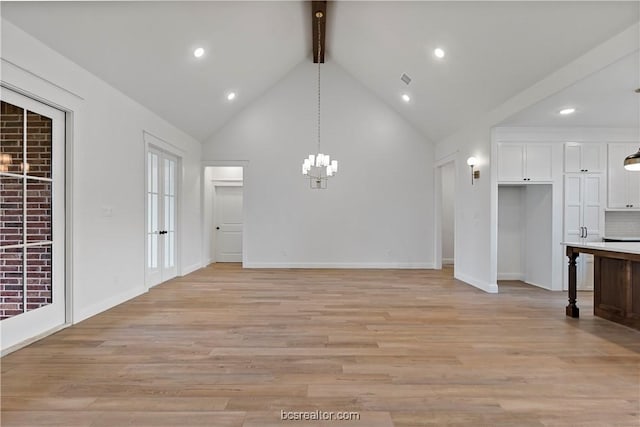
146, 148, 177, 287
0, 89, 65, 352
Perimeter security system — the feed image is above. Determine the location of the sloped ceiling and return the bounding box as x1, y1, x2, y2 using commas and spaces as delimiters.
1, 1, 639, 142
500, 51, 640, 128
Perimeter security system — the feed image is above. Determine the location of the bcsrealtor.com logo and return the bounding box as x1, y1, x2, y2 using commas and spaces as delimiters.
280, 410, 361, 421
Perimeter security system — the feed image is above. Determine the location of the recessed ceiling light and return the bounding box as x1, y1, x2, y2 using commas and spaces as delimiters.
559, 107, 576, 115
401, 94, 411, 103
227, 92, 236, 101
434, 48, 445, 59
193, 47, 205, 58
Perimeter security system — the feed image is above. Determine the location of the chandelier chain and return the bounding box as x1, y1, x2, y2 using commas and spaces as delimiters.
317, 18, 321, 154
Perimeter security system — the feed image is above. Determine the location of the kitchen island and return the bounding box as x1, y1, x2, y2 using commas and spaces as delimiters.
563, 242, 640, 330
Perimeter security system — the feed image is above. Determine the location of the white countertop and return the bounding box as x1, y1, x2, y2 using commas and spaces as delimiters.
602, 236, 640, 241
562, 241, 640, 255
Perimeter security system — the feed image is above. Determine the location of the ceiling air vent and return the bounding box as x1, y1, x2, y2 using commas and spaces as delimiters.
400, 73, 412, 85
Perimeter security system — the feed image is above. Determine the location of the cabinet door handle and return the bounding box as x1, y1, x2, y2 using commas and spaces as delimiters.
584, 227, 588, 238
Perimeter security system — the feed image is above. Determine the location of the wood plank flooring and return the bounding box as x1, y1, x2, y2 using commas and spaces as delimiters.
2, 264, 639, 426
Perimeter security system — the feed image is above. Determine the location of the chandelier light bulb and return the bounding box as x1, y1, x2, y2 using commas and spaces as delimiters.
193, 47, 205, 58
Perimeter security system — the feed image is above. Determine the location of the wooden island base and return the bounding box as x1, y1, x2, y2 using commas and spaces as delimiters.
566, 244, 640, 330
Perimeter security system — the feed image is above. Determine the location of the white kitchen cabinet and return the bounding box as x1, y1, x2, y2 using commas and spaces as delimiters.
608, 143, 640, 209
564, 142, 605, 173
497, 143, 553, 183
564, 173, 605, 290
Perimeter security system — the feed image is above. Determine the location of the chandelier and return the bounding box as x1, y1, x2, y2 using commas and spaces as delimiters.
302, 10, 338, 189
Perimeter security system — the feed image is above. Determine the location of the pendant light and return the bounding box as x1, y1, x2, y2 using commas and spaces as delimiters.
301, 10, 338, 189
624, 147, 640, 171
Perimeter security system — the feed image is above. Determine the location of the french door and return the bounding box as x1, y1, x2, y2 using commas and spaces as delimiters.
0, 89, 66, 352
146, 147, 178, 287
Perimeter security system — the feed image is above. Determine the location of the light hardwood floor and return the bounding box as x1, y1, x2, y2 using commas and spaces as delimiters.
1, 264, 639, 426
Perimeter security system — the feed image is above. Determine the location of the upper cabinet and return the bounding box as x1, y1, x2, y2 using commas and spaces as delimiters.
608, 143, 640, 209
497, 143, 553, 182
564, 142, 605, 173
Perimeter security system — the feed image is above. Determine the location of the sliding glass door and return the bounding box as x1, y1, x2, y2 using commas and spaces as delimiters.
0, 89, 66, 351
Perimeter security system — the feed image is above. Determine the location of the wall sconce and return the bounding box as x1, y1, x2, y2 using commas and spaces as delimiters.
467, 157, 479, 185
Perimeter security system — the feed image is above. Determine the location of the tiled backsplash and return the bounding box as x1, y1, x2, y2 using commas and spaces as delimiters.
605, 211, 640, 236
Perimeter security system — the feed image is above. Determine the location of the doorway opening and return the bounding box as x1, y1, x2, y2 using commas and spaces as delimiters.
440, 161, 456, 268
203, 166, 244, 265
497, 184, 553, 290
434, 157, 456, 275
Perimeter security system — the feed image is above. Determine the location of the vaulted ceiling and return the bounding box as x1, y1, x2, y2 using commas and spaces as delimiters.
2, 1, 638, 142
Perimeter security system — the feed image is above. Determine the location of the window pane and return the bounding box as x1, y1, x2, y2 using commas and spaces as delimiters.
0, 101, 24, 175
151, 194, 158, 232
151, 234, 158, 269
151, 153, 158, 193
0, 176, 24, 247
26, 111, 52, 179
169, 160, 175, 196
169, 232, 174, 267
164, 158, 170, 197
0, 247, 24, 320
26, 179, 52, 243
26, 245, 52, 312
169, 196, 175, 232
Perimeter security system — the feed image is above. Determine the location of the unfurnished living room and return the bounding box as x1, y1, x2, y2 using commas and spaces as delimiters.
1, 1, 639, 426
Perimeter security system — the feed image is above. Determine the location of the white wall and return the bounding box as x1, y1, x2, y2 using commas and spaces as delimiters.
1, 19, 203, 325
497, 186, 525, 280
441, 161, 455, 264
434, 23, 639, 293
203, 60, 434, 268
524, 184, 553, 289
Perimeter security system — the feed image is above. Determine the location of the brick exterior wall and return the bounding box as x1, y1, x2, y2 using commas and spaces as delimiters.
1, 101, 53, 320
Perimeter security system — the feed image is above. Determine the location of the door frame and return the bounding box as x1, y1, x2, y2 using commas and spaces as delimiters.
0, 85, 73, 355
143, 131, 183, 290
433, 153, 457, 271
201, 161, 248, 267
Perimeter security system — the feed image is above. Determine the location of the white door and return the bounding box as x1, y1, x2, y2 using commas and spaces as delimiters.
608, 143, 636, 208
525, 145, 552, 181
497, 144, 525, 182
563, 174, 604, 291
1, 89, 66, 351
564, 175, 583, 242
626, 170, 640, 208
146, 148, 178, 287
215, 186, 243, 262
581, 144, 604, 173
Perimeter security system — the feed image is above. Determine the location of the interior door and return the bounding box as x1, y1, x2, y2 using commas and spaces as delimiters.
215, 186, 243, 263
1, 89, 66, 352
146, 148, 178, 287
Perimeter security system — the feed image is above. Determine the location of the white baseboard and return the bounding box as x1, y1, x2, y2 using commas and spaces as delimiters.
243, 262, 435, 269
1, 323, 69, 357
455, 271, 499, 294
181, 262, 203, 276
523, 280, 552, 291
442, 258, 454, 265
497, 273, 525, 281
74, 286, 145, 323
